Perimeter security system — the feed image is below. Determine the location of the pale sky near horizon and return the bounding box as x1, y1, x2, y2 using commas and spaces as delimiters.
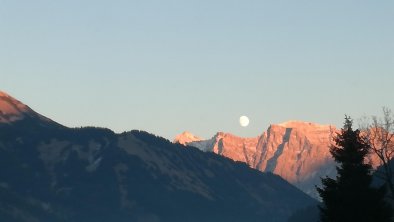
1, 0, 393, 140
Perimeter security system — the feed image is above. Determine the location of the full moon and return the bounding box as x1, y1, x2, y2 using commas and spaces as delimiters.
239, 116, 250, 127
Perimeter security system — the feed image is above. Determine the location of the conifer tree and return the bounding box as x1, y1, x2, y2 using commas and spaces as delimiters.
317, 117, 393, 222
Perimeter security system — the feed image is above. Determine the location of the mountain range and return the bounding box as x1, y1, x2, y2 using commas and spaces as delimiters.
174, 121, 381, 198
0, 91, 316, 222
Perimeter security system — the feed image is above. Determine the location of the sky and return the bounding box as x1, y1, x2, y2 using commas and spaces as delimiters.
1, 0, 393, 140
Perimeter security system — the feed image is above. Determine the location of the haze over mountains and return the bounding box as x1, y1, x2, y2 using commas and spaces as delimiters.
0, 91, 316, 222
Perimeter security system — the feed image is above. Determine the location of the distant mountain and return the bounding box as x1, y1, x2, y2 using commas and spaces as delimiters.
0, 91, 316, 222
173, 131, 203, 145
175, 122, 338, 198
175, 122, 385, 199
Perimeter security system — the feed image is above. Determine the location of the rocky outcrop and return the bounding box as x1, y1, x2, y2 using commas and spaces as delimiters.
254, 122, 337, 197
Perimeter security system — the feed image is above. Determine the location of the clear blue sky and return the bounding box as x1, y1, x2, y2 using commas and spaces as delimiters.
1, 0, 393, 140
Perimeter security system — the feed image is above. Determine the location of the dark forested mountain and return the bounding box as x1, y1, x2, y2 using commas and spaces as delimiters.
0, 91, 316, 222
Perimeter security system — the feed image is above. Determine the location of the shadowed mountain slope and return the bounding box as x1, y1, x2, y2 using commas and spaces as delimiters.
0, 91, 316, 222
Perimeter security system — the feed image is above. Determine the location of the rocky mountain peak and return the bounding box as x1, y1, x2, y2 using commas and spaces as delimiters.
276, 120, 335, 132
173, 131, 203, 145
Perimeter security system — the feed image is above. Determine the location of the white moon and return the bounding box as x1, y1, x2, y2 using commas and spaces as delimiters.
239, 116, 250, 127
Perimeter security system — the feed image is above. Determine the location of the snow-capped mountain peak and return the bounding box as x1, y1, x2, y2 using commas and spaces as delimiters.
173, 131, 203, 145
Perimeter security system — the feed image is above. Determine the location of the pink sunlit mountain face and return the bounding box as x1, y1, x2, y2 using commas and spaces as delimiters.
173, 131, 203, 145
175, 121, 383, 198
0, 91, 33, 123
0, 91, 59, 127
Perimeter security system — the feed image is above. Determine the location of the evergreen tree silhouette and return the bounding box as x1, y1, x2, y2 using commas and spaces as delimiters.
317, 117, 393, 222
